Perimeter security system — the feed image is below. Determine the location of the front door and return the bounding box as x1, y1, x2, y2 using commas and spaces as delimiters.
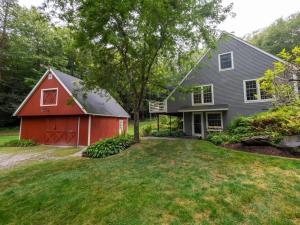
193, 112, 203, 137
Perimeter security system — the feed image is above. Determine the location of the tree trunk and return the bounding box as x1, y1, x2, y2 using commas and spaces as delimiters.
133, 110, 140, 143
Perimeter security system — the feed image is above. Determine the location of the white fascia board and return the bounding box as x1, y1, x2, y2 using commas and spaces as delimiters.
13, 70, 51, 116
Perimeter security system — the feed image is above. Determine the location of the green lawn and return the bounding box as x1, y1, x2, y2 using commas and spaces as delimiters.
0, 139, 299, 225
128, 119, 156, 135
0, 127, 19, 146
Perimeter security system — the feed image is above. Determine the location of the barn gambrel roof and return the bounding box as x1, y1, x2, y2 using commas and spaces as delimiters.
13, 68, 130, 118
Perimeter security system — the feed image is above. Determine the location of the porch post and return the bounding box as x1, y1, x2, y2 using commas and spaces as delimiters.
157, 114, 160, 132
169, 115, 171, 134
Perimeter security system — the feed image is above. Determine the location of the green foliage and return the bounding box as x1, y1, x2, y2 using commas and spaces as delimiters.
0, 2, 87, 126
47, 0, 233, 141
207, 132, 241, 145
142, 125, 152, 137
151, 130, 185, 137
4, 139, 37, 147
259, 47, 300, 107
84, 135, 134, 158
248, 12, 300, 55
252, 106, 300, 135
208, 106, 300, 145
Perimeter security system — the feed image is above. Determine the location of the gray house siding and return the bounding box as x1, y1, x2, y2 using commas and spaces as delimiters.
167, 34, 277, 135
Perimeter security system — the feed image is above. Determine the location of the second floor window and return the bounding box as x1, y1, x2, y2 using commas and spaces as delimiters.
243, 79, 272, 102
192, 84, 213, 105
219, 52, 234, 71
41, 88, 58, 106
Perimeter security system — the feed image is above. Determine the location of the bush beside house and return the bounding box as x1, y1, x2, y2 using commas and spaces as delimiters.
83, 135, 134, 158
208, 106, 300, 146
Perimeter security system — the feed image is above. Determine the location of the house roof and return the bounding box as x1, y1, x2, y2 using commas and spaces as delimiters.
13, 68, 130, 118
178, 104, 229, 112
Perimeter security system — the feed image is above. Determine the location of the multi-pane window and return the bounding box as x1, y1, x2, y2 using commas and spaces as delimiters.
244, 79, 272, 102
219, 52, 233, 71
193, 88, 202, 104
207, 112, 223, 130
41, 89, 58, 106
192, 84, 213, 105
245, 80, 258, 101
203, 85, 212, 103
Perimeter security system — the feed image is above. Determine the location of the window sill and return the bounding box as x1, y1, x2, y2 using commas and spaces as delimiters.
219, 67, 234, 72
192, 103, 214, 106
207, 127, 223, 132
244, 99, 273, 104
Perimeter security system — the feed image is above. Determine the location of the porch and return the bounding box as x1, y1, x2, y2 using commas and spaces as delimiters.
149, 101, 228, 138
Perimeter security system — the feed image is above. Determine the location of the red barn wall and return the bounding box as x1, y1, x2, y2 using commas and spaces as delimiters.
90, 116, 128, 144
79, 116, 89, 146
17, 72, 84, 116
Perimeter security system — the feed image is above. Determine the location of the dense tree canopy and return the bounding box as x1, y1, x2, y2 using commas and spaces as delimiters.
47, 0, 233, 141
247, 12, 300, 55
0, 1, 82, 126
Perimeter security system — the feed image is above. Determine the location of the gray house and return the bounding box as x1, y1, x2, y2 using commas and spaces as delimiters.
149, 32, 292, 138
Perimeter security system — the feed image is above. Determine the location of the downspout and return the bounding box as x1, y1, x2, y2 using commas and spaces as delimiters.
88, 115, 91, 145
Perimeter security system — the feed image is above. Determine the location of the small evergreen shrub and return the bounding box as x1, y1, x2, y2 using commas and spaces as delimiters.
4, 139, 37, 147
84, 135, 134, 158
142, 125, 152, 136
151, 130, 185, 137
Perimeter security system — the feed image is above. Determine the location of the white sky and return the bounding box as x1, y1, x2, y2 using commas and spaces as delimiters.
19, 0, 300, 37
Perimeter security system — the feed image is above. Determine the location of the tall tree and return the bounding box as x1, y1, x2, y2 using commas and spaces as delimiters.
247, 12, 300, 55
46, 0, 233, 142
0, 3, 82, 126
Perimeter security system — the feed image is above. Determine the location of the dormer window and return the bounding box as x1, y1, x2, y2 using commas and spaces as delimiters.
219, 52, 234, 71
40, 88, 58, 106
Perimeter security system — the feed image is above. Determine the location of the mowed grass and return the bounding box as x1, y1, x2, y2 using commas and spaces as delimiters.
0, 139, 299, 225
128, 119, 156, 135
0, 127, 19, 146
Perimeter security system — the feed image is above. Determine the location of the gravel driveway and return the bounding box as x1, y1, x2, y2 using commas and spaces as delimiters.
0, 147, 84, 169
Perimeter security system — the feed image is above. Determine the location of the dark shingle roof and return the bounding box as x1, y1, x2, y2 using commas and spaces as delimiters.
52, 69, 130, 118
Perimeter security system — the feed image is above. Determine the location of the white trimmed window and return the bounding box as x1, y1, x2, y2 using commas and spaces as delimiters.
192, 84, 214, 105
206, 112, 223, 131
219, 52, 234, 71
40, 88, 58, 106
243, 79, 272, 103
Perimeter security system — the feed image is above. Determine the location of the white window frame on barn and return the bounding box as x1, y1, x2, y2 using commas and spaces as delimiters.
218, 51, 234, 71
40, 88, 58, 107
243, 79, 273, 103
206, 112, 223, 131
192, 84, 214, 106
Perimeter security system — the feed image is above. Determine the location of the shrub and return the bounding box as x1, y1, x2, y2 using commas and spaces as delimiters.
207, 132, 242, 145
151, 130, 185, 137
208, 106, 300, 145
4, 139, 37, 147
142, 125, 152, 136
84, 135, 134, 158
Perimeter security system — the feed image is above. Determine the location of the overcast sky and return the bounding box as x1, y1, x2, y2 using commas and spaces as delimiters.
19, 0, 300, 37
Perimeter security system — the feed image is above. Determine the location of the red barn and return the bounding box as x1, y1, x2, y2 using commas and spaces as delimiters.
13, 68, 130, 146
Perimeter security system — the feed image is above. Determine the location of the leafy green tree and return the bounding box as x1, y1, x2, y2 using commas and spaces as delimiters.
46, 0, 233, 142
260, 47, 300, 107
0, 2, 83, 126
247, 13, 300, 55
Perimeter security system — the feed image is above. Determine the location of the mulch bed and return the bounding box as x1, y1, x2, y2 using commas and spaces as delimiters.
223, 143, 300, 159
